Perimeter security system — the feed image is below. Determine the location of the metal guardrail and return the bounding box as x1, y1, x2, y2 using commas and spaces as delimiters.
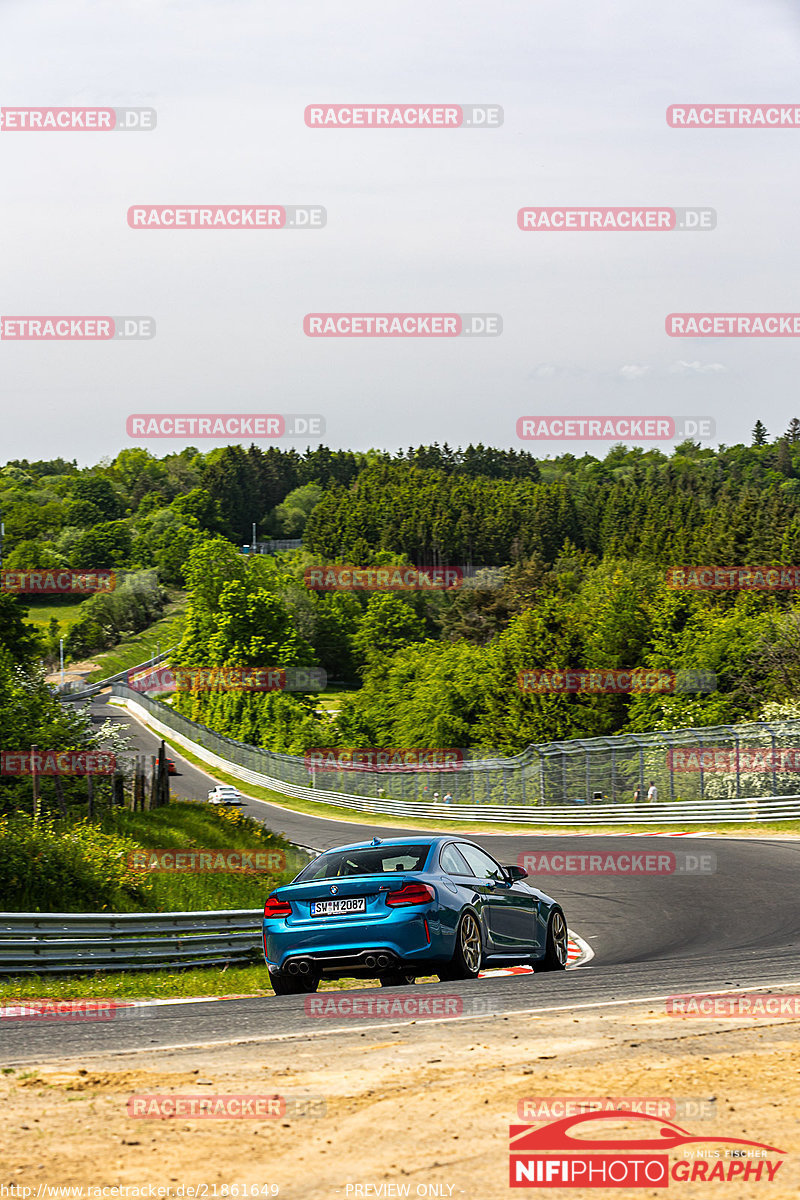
110, 685, 800, 811
241, 540, 303, 555
0, 909, 264, 974
113, 690, 800, 823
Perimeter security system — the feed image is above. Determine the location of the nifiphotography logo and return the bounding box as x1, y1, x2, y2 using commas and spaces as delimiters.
509, 1111, 785, 1187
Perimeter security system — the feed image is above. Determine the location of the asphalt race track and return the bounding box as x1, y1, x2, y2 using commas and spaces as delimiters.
6, 695, 799, 1065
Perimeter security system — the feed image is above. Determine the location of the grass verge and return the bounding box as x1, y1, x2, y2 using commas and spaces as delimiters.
23, 599, 86, 631
0, 965, 406, 1000
0, 802, 307, 913
314, 689, 356, 713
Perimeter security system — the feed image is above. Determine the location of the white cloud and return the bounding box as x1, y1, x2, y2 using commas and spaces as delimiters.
619, 364, 652, 380
668, 361, 728, 375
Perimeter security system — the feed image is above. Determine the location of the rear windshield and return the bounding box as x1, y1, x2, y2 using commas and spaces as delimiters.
295, 844, 432, 881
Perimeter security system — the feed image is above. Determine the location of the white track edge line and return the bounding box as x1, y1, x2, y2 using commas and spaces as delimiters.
9, 978, 800, 1067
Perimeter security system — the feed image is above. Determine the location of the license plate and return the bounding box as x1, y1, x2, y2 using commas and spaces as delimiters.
311, 897, 366, 917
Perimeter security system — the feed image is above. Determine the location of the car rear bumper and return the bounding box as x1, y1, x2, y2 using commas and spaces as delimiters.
263, 912, 450, 974
276, 947, 408, 977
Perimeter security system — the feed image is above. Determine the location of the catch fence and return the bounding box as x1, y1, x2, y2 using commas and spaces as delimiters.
110, 685, 800, 821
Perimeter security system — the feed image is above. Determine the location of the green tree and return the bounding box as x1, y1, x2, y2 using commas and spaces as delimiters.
206, 582, 315, 667
0, 594, 40, 665
70, 475, 124, 519
350, 593, 426, 673
268, 483, 323, 538
71, 521, 132, 568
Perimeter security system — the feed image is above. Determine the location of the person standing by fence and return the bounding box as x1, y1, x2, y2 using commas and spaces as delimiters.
647, 780, 658, 802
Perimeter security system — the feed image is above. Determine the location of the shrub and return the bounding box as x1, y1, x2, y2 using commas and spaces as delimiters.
0, 816, 151, 911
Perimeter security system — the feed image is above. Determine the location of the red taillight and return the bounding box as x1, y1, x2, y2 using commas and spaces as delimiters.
264, 895, 292, 918
385, 882, 435, 907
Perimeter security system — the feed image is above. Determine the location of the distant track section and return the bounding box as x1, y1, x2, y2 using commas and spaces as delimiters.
58, 649, 174, 702
110, 690, 800, 824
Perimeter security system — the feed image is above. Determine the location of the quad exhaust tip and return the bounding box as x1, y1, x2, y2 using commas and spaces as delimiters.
286, 952, 395, 974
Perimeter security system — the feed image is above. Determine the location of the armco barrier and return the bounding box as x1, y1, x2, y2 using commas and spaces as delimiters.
0, 908, 588, 976
0, 909, 263, 974
110, 686, 800, 823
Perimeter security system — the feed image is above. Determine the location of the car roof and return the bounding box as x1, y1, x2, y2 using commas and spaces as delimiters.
315, 836, 472, 854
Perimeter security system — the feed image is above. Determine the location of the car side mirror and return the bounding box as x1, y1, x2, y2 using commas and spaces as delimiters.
504, 864, 527, 882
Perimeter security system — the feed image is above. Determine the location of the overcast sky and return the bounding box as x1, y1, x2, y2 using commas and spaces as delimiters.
1, 0, 799, 465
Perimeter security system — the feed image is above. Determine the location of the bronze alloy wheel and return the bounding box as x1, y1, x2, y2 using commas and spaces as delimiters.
551, 909, 568, 966
459, 911, 482, 973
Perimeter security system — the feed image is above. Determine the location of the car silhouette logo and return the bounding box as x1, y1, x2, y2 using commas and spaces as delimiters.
330, 885, 338, 894
510, 1111, 785, 1153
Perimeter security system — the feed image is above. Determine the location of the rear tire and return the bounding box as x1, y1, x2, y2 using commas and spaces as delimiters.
538, 909, 568, 971
437, 910, 483, 981
379, 971, 416, 987
269, 971, 319, 995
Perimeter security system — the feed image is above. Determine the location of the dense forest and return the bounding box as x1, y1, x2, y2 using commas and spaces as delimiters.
5, 426, 800, 757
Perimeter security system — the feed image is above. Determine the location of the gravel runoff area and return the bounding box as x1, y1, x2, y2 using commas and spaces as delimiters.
1, 989, 798, 1198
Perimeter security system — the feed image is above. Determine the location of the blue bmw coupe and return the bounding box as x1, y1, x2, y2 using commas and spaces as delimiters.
262, 835, 568, 994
